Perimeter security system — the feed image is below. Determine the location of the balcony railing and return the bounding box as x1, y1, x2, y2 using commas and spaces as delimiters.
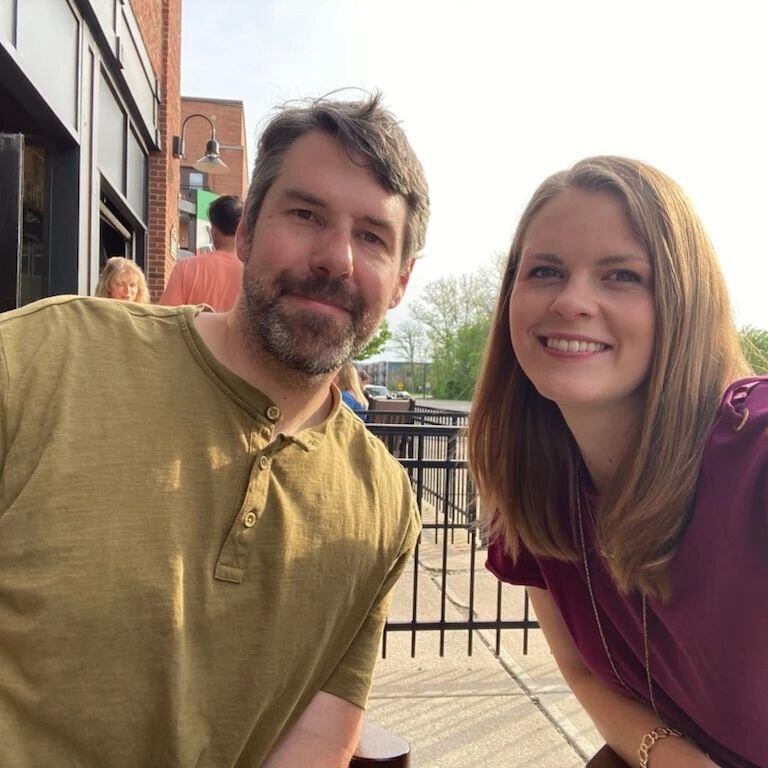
366, 407, 539, 658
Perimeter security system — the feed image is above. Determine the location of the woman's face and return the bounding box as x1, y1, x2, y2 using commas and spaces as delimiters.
508, 189, 656, 423
108, 271, 140, 302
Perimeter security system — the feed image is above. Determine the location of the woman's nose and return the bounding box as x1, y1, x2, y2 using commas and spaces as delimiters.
549, 278, 597, 320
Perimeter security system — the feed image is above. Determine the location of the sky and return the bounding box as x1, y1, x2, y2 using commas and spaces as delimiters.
181, 0, 768, 333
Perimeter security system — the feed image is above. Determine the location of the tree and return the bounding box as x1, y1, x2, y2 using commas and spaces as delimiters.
390, 320, 429, 393
740, 325, 768, 374
356, 318, 392, 360
407, 256, 503, 399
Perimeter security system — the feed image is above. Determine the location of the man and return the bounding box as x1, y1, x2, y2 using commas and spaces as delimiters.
0, 93, 429, 767
159, 194, 244, 311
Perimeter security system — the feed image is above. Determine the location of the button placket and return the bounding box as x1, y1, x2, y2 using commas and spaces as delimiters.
266, 405, 281, 422
213, 431, 276, 584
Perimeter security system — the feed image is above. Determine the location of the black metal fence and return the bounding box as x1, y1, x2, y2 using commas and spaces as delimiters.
366, 406, 539, 658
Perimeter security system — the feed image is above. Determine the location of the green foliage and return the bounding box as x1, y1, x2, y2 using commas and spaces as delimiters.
357, 319, 392, 360
740, 325, 768, 375
407, 257, 502, 400
429, 319, 491, 399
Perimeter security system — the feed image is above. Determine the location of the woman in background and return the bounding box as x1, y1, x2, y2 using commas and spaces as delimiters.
336, 363, 368, 420
468, 156, 765, 767
95, 256, 150, 303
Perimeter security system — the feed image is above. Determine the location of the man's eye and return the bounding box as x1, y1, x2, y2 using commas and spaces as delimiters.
292, 209, 315, 221
607, 270, 641, 283
528, 266, 560, 279
361, 232, 384, 246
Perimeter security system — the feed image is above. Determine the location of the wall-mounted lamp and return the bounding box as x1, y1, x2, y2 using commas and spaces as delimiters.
171, 113, 229, 175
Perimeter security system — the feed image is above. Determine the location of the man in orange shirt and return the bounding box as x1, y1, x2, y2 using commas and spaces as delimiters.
160, 195, 244, 311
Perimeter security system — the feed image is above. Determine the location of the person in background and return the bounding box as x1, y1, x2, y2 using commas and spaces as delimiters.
95, 256, 150, 303
0, 92, 429, 768
159, 195, 244, 311
336, 362, 368, 420
469, 156, 765, 768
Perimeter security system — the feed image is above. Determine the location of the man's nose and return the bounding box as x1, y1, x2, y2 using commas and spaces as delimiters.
310, 226, 354, 279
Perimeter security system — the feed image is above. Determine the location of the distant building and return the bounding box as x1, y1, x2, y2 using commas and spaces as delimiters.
176, 97, 248, 259
0, 0, 183, 309
361, 360, 430, 395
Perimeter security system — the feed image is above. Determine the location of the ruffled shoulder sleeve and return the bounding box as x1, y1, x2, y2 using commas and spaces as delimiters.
486, 535, 547, 589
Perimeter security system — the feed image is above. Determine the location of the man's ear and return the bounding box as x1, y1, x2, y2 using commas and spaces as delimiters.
389, 258, 415, 309
235, 221, 250, 264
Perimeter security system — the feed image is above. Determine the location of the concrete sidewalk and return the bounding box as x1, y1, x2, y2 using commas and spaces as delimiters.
365, 538, 602, 767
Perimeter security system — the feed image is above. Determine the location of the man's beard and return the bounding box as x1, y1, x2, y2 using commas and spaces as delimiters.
240, 270, 379, 376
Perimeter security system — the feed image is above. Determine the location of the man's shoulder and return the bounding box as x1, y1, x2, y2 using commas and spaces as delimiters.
331, 406, 409, 478
0, 294, 88, 324
188, 249, 241, 264
0, 296, 195, 353
1, 295, 108, 338
1, 295, 184, 324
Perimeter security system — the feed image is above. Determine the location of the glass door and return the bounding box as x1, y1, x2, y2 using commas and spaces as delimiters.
0, 133, 23, 311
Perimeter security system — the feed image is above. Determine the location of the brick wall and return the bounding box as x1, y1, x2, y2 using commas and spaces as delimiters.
180, 98, 249, 199
130, 0, 182, 301
129, 0, 162, 74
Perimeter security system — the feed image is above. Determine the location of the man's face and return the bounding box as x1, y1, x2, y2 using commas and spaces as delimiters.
236, 131, 412, 376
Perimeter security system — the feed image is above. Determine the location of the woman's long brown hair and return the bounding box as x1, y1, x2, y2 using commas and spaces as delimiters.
468, 157, 749, 599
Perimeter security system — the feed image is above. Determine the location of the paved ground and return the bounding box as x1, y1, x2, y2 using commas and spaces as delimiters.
365, 536, 602, 767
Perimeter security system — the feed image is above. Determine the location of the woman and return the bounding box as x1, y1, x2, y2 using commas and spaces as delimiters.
336, 363, 368, 420
468, 156, 765, 768
95, 256, 150, 303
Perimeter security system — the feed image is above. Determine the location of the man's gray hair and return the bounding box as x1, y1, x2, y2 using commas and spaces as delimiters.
242, 91, 429, 263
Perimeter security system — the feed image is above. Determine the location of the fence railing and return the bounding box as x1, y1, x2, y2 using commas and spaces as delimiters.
366, 406, 539, 658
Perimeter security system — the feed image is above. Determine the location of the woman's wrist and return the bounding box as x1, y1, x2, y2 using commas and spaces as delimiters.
636, 729, 719, 767
638, 725, 682, 767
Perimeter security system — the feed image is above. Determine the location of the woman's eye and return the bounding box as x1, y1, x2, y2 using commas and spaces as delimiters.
607, 269, 641, 283
528, 265, 560, 279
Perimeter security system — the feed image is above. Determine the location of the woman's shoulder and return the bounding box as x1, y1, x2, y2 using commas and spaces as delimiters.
674, 376, 768, 595
700, 375, 768, 488
712, 376, 768, 435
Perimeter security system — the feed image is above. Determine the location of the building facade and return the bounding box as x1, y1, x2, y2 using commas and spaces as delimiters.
0, 0, 181, 310
176, 96, 248, 258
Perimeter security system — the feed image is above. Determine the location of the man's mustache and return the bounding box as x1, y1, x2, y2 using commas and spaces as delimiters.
274, 274, 363, 316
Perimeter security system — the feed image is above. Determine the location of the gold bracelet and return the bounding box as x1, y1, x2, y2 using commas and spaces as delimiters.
638, 726, 682, 767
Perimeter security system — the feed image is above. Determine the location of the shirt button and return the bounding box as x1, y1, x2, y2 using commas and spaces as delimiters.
243, 512, 257, 528
266, 406, 280, 422
259, 455, 270, 470
260, 427, 272, 441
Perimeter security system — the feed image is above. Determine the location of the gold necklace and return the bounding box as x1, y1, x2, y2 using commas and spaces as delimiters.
575, 490, 660, 717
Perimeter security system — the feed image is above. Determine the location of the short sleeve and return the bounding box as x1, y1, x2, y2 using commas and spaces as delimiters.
486, 535, 547, 589
158, 262, 186, 306
321, 499, 420, 708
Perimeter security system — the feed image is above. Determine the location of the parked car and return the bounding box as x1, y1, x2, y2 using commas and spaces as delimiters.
392, 390, 411, 400
364, 384, 392, 400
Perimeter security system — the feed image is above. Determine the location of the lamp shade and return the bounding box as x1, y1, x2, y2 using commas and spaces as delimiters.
192, 139, 229, 175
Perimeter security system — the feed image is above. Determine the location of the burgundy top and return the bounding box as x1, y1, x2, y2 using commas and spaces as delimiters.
487, 377, 768, 768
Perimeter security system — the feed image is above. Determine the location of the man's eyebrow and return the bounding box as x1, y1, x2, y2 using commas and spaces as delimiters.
280, 187, 327, 208
361, 214, 397, 237
281, 187, 398, 239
